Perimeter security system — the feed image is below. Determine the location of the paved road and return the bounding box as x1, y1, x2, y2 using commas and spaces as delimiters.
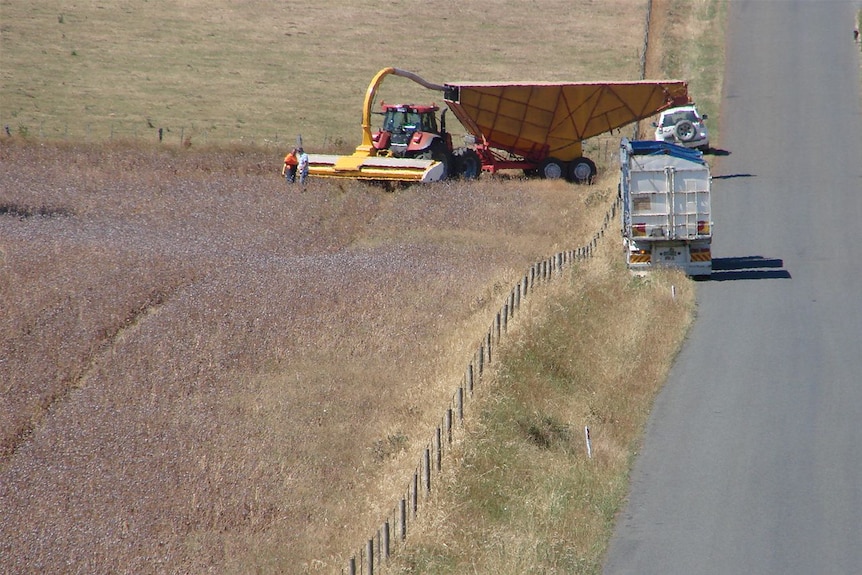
604, 1, 862, 573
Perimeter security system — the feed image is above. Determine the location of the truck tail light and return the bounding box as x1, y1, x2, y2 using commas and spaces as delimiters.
697, 220, 710, 234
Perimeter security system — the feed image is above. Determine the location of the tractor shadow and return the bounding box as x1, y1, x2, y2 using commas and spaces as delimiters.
699, 256, 791, 281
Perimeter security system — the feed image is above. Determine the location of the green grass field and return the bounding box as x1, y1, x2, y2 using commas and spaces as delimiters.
1, 0, 647, 147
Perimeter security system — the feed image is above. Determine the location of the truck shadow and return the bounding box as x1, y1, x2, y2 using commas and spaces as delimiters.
704, 147, 731, 157
700, 256, 791, 281
712, 172, 755, 180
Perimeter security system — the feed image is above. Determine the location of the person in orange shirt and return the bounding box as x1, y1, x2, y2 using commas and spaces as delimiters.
281, 148, 299, 183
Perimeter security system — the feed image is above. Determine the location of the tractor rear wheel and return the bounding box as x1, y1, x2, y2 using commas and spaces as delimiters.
416, 140, 452, 179
453, 148, 481, 179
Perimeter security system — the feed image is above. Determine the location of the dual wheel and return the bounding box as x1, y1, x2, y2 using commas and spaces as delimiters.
536, 157, 597, 184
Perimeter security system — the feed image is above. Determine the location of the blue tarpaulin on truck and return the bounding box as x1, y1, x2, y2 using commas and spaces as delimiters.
623, 138, 706, 164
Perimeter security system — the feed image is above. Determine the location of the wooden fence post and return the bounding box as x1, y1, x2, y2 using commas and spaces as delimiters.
436, 427, 442, 472
446, 407, 453, 443
424, 448, 431, 493
400, 498, 407, 541
383, 521, 390, 562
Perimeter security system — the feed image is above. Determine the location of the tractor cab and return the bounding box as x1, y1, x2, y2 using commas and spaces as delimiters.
373, 104, 444, 157
381, 104, 439, 134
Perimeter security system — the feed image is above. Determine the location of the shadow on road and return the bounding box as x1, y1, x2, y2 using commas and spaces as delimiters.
700, 256, 791, 281
705, 147, 731, 157
713, 172, 755, 180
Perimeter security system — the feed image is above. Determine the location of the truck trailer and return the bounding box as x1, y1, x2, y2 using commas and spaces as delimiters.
619, 138, 712, 277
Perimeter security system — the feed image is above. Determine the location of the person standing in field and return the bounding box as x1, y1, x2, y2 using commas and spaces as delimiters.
282, 148, 299, 183
297, 148, 309, 185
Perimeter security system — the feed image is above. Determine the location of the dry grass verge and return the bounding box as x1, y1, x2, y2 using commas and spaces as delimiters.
381, 246, 695, 574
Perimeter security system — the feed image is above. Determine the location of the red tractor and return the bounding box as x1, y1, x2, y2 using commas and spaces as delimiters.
370, 102, 482, 180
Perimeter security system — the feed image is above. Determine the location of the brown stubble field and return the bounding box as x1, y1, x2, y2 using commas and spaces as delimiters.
0, 140, 615, 571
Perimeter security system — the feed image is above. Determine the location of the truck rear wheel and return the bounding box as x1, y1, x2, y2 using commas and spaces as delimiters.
453, 148, 481, 179
567, 157, 597, 184
539, 158, 565, 179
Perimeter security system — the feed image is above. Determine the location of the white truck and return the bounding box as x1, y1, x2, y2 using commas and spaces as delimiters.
619, 138, 712, 277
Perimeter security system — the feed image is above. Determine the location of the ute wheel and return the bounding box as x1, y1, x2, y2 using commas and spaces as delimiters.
674, 120, 696, 142
453, 147, 481, 179
567, 157, 597, 184
539, 158, 566, 179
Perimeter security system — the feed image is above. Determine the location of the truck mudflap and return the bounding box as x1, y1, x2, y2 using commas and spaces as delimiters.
307, 154, 446, 183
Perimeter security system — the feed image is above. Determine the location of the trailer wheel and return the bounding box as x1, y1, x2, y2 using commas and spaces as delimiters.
453, 147, 481, 179
567, 157, 597, 184
539, 158, 565, 179
674, 120, 696, 142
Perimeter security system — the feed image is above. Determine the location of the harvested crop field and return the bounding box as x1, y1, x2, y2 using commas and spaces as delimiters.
0, 141, 616, 572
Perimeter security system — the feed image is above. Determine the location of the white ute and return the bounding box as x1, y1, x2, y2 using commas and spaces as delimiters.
653, 105, 709, 151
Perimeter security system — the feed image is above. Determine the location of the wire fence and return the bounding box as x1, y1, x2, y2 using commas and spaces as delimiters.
340, 4, 651, 572
0, 119, 349, 151
341, 199, 620, 575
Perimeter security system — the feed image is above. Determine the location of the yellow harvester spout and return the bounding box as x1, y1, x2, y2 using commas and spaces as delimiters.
307, 67, 449, 182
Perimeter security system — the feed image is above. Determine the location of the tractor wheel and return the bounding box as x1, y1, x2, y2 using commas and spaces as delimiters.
674, 120, 696, 142
429, 140, 452, 179
567, 157, 597, 184
453, 148, 481, 179
416, 140, 452, 179
538, 158, 566, 179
